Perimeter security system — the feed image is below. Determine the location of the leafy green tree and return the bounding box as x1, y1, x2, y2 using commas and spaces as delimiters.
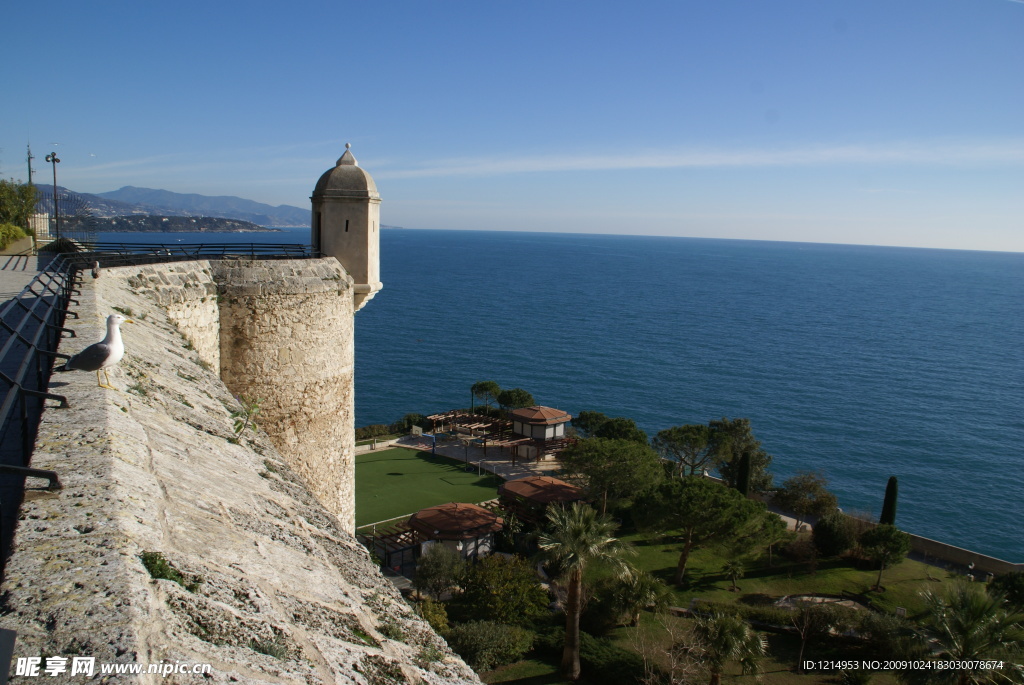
792, 600, 856, 673
559, 437, 663, 515
571, 410, 609, 438
460, 554, 548, 627
691, 611, 765, 685
880, 475, 899, 526
0, 179, 38, 230
413, 544, 465, 599
859, 524, 912, 590
773, 470, 839, 531
637, 477, 768, 586
497, 387, 534, 415
708, 418, 774, 493
813, 510, 857, 558
593, 417, 648, 444
652, 424, 717, 477
471, 380, 501, 412
902, 582, 1024, 685
538, 502, 633, 681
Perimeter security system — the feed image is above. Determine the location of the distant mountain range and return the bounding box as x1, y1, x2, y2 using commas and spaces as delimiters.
95, 186, 310, 227
37, 185, 310, 228
62, 215, 280, 233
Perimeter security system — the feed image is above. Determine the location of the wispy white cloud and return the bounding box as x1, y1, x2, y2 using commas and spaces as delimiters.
376, 140, 1024, 179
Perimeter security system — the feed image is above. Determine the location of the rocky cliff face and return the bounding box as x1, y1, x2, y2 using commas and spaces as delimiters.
0, 264, 479, 684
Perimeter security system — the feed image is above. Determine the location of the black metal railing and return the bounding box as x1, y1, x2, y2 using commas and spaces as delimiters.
0, 242, 318, 574
74, 241, 318, 269
0, 252, 80, 472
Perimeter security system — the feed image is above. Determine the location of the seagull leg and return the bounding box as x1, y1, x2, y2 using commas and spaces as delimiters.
99, 368, 116, 391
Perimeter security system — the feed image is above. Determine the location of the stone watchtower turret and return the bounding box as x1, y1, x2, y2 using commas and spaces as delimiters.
311, 143, 383, 310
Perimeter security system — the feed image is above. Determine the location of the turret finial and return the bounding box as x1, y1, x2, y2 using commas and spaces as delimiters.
337, 143, 358, 167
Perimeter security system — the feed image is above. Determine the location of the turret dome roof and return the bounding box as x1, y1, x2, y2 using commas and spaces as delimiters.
313, 143, 380, 199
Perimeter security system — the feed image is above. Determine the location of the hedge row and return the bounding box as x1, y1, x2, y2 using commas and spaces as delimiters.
0, 223, 26, 250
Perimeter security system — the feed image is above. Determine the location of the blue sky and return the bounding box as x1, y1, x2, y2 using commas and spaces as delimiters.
3, 1, 1022, 251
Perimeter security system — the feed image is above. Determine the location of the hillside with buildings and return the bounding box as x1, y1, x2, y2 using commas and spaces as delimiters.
35, 186, 309, 228
63, 214, 280, 232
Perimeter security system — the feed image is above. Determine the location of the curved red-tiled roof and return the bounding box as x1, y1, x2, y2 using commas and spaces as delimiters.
408, 502, 503, 540
499, 476, 583, 505
509, 406, 572, 425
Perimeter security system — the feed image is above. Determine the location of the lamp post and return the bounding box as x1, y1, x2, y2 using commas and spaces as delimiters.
45, 153, 61, 239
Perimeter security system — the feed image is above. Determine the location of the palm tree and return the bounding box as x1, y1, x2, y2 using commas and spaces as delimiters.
610, 571, 671, 626
691, 611, 766, 685
722, 559, 745, 592
538, 502, 633, 681
906, 582, 1024, 685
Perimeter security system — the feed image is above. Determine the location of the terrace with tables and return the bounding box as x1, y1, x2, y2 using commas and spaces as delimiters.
424, 405, 576, 465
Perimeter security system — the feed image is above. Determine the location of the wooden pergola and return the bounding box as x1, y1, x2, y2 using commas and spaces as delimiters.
499, 476, 584, 525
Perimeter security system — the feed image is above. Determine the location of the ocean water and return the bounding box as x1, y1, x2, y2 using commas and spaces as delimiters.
99, 228, 1024, 561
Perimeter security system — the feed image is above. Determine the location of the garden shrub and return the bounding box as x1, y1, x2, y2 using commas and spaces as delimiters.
857, 611, 917, 654
414, 598, 449, 634
38, 236, 80, 253
389, 413, 429, 434
693, 598, 795, 627
443, 620, 533, 672
355, 424, 392, 440
988, 571, 1024, 610
534, 627, 647, 683
577, 631, 646, 683
814, 510, 857, 557
0, 223, 25, 250
580, 581, 620, 635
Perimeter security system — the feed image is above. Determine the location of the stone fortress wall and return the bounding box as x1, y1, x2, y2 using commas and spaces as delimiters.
0, 263, 479, 684
127, 259, 358, 532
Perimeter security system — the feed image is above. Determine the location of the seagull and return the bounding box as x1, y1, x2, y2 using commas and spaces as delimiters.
91, 261, 101, 279
57, 314, 133, 389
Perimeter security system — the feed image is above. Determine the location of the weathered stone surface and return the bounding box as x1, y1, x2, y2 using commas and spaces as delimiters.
213, 259, 356, 532
0, 265, 480, 684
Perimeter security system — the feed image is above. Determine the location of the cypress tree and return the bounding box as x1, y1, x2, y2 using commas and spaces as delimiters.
736, 451, 751, 497
879, 476, 898, 526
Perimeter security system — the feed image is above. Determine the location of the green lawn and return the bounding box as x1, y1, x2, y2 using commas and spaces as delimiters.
355, 447, 503, 528
483, 531, 959, 684
621, 530, 958, 619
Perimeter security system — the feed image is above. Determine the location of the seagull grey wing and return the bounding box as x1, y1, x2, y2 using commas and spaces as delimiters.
67, 342, 115, 372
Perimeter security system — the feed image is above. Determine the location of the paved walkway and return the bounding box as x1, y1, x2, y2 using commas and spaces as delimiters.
0, 237, 49, 299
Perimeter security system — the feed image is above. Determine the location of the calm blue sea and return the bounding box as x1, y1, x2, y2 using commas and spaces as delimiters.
99, 228, 1024, 561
